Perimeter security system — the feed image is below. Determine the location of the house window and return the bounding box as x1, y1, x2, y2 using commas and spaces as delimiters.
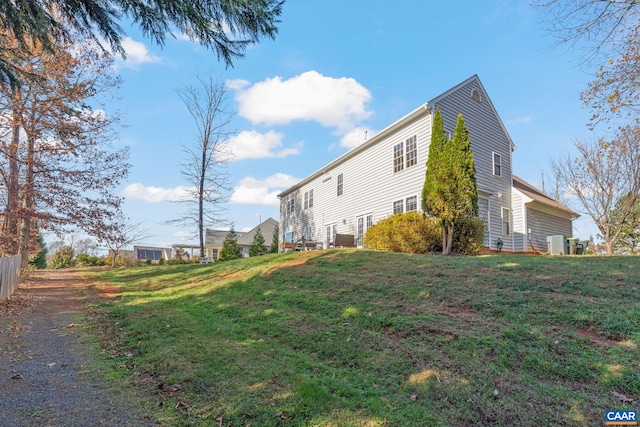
304, 192, 309, 209
493, 153, 502, 177
393, 199, 404, 215
405, 135, 417, 168
366, 214, 373, 230
308, 189, 313, 208
406, 195, 417, 212
337, 173, 343, 196
305, 226, 312, 240
286, 198, 295, 214
356, 216, 364, 246
393, 142, 404, 173
502, 207, 510, 236
284, 231, 295, 243
212, 249, 219, 260
137, 249, 162, 260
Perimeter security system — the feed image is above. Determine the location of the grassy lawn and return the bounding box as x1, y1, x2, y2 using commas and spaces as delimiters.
84, 250, 640, 426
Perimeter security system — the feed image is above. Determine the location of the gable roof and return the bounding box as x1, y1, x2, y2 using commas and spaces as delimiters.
512, 175, 578, 217
205, 217, 278, 247
428, 74, 515, 152
237, 217, 278, 246
278, 75, 510, 198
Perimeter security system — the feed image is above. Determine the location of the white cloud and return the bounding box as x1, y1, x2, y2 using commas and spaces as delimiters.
508, 115, 534, 125
225, 130, 301, 160
229, 174, 300, 206
118, 37, 161, 69
174, 230, 194, 241
123, 183, 192, 203
340, 127, 378, 149
234, 71, 373, 131
227, 79, 250, 91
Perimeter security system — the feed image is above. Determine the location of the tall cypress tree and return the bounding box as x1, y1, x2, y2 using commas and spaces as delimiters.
422, 109, 478, 254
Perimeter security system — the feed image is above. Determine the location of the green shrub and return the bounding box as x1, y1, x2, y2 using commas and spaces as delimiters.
452, 217, 485, 255
364, 212, 441, 254
364, 213, 485, 256
76, 253, 105, 267
49, 246, 75, 269
158, 258, 165, 265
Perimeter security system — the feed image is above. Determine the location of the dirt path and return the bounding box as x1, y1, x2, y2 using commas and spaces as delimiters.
0, 269, 156, 427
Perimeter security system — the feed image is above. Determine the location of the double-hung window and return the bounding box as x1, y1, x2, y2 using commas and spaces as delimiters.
393, 200, 404, 215
406, 195, 417, 212
337, 173, 343, 196
393, 143, 404, 173
493, 153, 502, 177
393, 135, 418, 173
502, 207, 510, 236
405, 136, 417, 168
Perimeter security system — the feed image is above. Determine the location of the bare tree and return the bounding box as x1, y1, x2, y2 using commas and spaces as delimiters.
95, 217, 150, 267
534, 0, 640, 60
169, 75, 232, 257
551, 125, 640, 254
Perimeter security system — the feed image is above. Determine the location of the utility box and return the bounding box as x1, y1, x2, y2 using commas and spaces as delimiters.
547, 235, 567, 255
567, 238, 579, 255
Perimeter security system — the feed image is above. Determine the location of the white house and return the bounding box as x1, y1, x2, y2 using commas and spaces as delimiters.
278, 75, 577, 253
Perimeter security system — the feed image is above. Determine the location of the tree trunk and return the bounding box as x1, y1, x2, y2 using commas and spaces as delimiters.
18, 132, 35, 269
442, 223, 454, 255
2, 122, 21, 255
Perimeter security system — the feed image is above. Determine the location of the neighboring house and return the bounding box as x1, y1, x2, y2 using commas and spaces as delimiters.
278, 75, 576, 253
133, 246, 172, 261
199, 217, 278, 260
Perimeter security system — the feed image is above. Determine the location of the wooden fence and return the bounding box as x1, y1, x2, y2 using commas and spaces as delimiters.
0, 255, 21, 300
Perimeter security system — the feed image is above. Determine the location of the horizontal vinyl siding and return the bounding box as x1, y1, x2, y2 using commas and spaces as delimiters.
281, 113, 432, 245
527, 206, 573, 253
511, 191, 527, 252
280, 76, 518, 252
432, 79, 513, 251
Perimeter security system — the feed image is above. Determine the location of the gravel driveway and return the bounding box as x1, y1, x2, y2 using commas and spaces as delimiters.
0, 269, 157, 427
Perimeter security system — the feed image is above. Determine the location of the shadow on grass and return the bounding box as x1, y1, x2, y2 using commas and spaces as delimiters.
88, 251, 640, 426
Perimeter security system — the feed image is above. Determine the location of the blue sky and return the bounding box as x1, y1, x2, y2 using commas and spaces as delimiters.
110, 0, 600, 248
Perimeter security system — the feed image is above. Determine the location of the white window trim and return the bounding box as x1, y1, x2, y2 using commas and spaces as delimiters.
501, 207, 511, 236
393, 142, 404, 173
393, 199, 404, 215
405, 135, 417, 169
493, 152, 502, 177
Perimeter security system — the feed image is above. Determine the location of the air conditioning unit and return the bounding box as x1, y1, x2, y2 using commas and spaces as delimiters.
547, 235, 567, 255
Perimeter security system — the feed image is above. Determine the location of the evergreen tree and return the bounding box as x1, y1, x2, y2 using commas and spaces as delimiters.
0, 0, 284, 86
269, 223, 280, 253
28, 235, 47, 269
422, 109, 478, 254
218, 228, 242, 261
249, 227, 267, 256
